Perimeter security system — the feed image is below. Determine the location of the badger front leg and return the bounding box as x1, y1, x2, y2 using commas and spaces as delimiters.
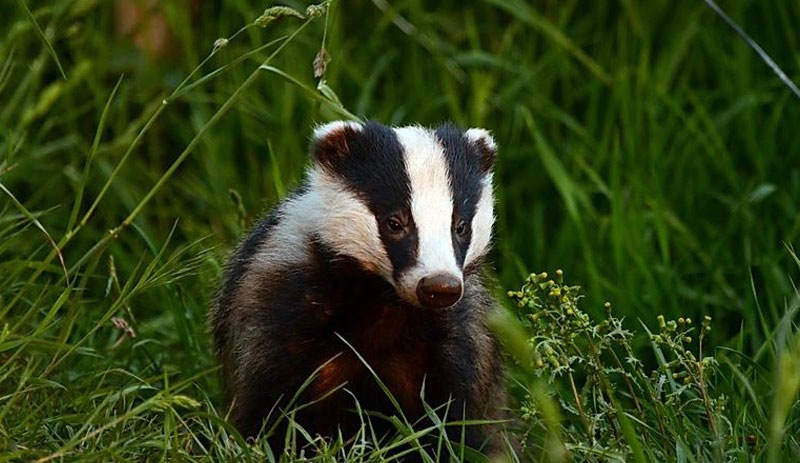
427, 327, 508, 457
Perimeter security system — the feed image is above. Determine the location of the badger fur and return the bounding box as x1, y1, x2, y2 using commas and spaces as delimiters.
212, 121, 509, 456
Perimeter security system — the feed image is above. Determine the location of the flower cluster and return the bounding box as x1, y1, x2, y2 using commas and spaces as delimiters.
509, 270, 729, 461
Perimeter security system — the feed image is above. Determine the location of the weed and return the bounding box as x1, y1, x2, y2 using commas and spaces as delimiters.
505, 269, 799, 462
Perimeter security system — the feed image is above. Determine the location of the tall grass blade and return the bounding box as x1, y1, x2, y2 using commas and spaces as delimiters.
701, 0, 800, 100
13, 0, 67, 79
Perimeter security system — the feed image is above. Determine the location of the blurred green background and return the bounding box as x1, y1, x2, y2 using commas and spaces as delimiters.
2, 0, 799, 460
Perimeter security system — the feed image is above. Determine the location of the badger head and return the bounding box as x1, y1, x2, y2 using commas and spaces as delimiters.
307, 120, 496, 309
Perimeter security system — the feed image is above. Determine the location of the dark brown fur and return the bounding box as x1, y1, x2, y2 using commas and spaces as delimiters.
212, 239, 510, 457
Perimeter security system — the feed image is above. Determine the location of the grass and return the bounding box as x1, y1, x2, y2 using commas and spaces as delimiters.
1, 0, 799, 461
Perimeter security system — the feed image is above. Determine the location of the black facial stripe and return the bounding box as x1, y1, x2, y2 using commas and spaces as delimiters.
386, 225, 418, 280
435, 123, 484, 268
325, 121, 418, 275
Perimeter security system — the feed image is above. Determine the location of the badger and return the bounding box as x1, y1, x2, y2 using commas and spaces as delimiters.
212, 120, 509, 457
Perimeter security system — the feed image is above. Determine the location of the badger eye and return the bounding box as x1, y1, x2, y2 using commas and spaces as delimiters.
385, 216, 405, 236
455, 218, 468, 237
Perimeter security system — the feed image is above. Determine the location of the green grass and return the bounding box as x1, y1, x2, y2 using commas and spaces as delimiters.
1, 0, 799, 461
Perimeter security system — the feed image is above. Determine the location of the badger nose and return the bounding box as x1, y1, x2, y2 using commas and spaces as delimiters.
416, 274, 463, 308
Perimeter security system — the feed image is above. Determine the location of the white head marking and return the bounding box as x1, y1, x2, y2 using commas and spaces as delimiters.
308, 168, 394, 278
392, 126, 462, 302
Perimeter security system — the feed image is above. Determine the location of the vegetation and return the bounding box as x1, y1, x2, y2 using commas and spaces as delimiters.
1, 0, 799, 461
497, 269, 800, 462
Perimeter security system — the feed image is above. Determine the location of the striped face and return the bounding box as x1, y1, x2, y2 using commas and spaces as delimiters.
308, 121, 496, 309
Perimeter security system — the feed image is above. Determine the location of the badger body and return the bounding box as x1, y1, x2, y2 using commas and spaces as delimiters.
212, 121, 508, 455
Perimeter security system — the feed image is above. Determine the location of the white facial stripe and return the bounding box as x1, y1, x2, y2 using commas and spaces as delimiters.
308, 167, 393, 278
394, 126, 461, 284
464, 176, 494, 266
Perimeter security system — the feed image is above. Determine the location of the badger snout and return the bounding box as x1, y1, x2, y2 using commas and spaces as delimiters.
416, 273, 463, 308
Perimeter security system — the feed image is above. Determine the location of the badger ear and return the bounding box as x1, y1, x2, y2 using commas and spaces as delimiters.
311, 121, 363, 168
464, 128, 497, 173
